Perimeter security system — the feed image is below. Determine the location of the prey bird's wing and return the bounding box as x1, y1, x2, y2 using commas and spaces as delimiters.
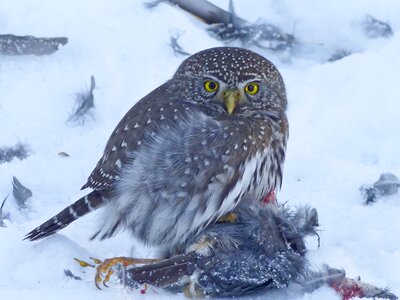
126, 252, 198, 288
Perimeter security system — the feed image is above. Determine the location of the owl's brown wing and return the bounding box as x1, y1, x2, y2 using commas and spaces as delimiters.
81, 82, 175, 190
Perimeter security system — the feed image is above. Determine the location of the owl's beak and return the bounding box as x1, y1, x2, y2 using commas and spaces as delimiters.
223, 88, 240, 115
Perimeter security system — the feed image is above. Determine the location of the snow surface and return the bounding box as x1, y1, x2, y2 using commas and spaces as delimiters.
1, 0, 399, 299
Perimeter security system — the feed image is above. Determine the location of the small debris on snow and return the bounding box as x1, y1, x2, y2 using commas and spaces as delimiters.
58, 152, 70, 157
0, 144, 29, 164
169, 33, 190, 56
67, 76, 96, 125
362, 15, 393, 39
327, 49, 352, 62
64, 269, 82, 281
0, 196, 9, 227
12, 176, 32, 209
360, 173, 400, 205
144, 0, 162, 9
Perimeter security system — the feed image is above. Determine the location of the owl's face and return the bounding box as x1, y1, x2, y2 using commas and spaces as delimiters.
172, 47, 287, 116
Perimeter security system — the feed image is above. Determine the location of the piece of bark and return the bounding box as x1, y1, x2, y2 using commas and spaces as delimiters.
0, 34, 68, 56
154, 0, 295, 51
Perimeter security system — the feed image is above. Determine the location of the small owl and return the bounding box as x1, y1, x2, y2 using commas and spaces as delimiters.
26, 47, 288, 255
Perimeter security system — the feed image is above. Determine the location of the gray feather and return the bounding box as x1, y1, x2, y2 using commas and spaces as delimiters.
68, 76, 96, 125
12, 176, 32, 209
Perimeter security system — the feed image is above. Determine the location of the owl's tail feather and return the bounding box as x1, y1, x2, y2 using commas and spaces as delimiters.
24, 190, 105, 241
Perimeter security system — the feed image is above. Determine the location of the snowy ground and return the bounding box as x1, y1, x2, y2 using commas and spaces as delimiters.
1, 1, 399, 299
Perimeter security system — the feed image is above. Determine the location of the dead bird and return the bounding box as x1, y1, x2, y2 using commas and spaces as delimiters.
81, 199, 396, 299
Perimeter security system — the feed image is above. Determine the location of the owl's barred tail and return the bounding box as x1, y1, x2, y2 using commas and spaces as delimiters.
24, 190, 105, 241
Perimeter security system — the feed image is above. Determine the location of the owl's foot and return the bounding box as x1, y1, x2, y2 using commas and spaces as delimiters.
75, 256, 161, 290
217, 212, 238, 223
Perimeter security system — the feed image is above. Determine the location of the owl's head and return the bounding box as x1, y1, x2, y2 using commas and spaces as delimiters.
172, 47, 287, 116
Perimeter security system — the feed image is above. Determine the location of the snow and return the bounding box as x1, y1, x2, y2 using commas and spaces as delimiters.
0, 0, 399, 299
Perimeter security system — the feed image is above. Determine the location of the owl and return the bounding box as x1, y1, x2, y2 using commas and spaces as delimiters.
25, 47, 288, 255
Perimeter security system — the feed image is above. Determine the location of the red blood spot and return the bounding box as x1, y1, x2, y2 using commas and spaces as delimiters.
262, 189, 277, 205
330, 279, 365, 300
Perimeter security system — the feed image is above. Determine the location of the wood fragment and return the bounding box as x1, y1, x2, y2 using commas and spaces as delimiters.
0, 34, 68, 56
160, 0, 295, 51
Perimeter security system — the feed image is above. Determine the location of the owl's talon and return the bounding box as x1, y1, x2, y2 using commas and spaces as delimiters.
95, 273, 103, 290
87, 256, 162, 290
103, 269, 114, 287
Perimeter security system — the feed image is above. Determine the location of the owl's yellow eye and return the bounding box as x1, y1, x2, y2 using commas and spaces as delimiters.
245, 82, 259, 95
204, 80, 219, 93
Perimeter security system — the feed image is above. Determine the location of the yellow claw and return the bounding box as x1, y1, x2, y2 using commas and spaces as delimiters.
89, 256, 162, 290
89, 257, 103, 264
103, 269, 114, 288
95, 273, 103, 290
74, 258, 95, 268
76, 256, 162, 290
218, 212, 238, 223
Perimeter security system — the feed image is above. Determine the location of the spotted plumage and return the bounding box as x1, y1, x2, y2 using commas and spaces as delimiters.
25, 47, 288, 256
